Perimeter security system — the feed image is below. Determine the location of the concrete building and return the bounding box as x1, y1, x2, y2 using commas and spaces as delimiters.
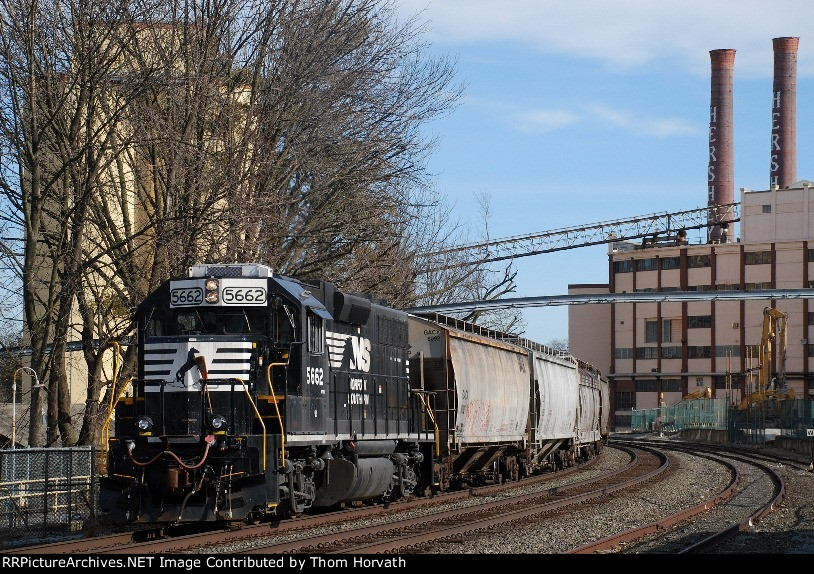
569, 37, 813, 430
570, 181, 814, 429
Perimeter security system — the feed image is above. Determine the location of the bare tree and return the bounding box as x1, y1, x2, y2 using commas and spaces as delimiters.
0, 0, 162, 445
0, 0, 516, 447
218, 1, 465, 302
547, 338, 568, 352
412, 191, 526, 334
69, 0, 468, 443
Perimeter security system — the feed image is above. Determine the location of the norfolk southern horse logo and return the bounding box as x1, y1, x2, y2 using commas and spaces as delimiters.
326, 332, 371, 372
176, 348, 200, 383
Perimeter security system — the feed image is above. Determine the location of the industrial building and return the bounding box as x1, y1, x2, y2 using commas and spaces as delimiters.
568, 37, 814, 430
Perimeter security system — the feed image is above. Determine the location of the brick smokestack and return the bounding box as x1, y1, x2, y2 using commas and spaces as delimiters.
708, 49, 736, 244
770, 37, 799, 190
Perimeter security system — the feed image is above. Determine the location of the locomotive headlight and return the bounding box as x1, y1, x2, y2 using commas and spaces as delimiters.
209, 414, 228, 433
135, 416, 154, 434
204, 278, 219, 303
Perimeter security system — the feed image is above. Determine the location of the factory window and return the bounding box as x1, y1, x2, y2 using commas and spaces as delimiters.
808, 249, 814, 262
687, 254, 710, 268
635, 347, 659, 360
687, 284, 713, 291
615, 392, 634, 410
644, 319, 678, 343
713, 376, 730, 389
636, 379, 659, 392
762, 204, 772, 213
635, 379, 680, 392
808, 311, 814, 326
745, 250, 772, 265
614, 347, 633, 360
636, 258, 658, 271
745, 282, 772, 291
715, 345, 740, 357
688, 315, 711, 328
661, 286, 680, 292
644, 320, 658, 343
661, 257, 681, 270
808, 344, 814, 358
613, 260, 634, 273
661, 346, 682, 359
716, 283, 740, 290
665, 318, 680, 342
687, 345, 712, 358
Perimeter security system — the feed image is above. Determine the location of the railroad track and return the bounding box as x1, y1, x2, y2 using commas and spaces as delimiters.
573, 437, 798, 554
1, 448, 605, 555
93, 444, 663, 554
8, 438, 804, 555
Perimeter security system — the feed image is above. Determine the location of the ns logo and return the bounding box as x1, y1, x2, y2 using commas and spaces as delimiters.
327, 332, 371, 372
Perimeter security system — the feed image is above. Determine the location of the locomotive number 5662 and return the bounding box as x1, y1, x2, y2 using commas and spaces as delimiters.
222, 287, 266, 304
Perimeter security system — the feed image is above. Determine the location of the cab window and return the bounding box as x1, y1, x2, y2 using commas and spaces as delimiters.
307, 312, 324, 354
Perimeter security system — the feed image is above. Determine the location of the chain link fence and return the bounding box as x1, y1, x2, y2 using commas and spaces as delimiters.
630, 398, 814, 447
0, 447, 98, 548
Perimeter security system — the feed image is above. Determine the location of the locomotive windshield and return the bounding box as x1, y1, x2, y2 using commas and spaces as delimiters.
145, 308, 267, 336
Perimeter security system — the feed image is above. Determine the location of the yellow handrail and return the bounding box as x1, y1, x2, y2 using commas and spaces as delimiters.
233, 378, 267, 472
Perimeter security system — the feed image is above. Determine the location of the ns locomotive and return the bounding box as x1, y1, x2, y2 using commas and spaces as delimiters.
99, 263, 609, 525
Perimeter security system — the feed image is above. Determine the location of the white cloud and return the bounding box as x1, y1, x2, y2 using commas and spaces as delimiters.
510, 103, 698, 136
583, 103, 699, 137
397, 0, 814, 78
514, 108, 580, 132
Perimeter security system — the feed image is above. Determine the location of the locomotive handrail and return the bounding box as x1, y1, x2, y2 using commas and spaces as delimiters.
266, 363, 288, 469
233, 377, 267, 472
99, 377, 134, 474
99, 341, 131, 474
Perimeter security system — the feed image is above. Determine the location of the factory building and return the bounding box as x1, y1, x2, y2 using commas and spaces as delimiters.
569, 37, 814, 429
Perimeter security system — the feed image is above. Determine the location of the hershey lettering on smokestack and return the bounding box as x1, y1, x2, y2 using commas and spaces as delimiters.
708, 49, 735, 244
770, 37, 799, 190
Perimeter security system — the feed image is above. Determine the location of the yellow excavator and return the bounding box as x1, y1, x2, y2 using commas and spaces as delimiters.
683, 387, 712, 400
738, 306, 795, 409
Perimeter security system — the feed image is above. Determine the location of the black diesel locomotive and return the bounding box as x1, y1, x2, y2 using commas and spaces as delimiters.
100, 263, 434, 523
99, 263, 608, 525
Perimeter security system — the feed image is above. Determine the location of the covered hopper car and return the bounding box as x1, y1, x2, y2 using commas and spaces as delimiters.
408, 313, 609, 488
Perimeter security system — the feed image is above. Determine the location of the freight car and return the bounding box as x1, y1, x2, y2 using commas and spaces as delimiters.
98, 263, 609, 525
408, 313, 609, 489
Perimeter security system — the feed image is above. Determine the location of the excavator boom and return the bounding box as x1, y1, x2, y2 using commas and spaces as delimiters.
738, 306, 791, 409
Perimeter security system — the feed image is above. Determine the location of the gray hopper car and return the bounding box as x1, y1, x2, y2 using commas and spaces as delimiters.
408, 313, 610, 490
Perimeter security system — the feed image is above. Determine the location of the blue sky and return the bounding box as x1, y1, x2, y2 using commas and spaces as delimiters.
396, 0, 814, 346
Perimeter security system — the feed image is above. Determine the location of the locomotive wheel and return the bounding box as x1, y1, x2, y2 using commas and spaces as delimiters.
245, 512, 262, 525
